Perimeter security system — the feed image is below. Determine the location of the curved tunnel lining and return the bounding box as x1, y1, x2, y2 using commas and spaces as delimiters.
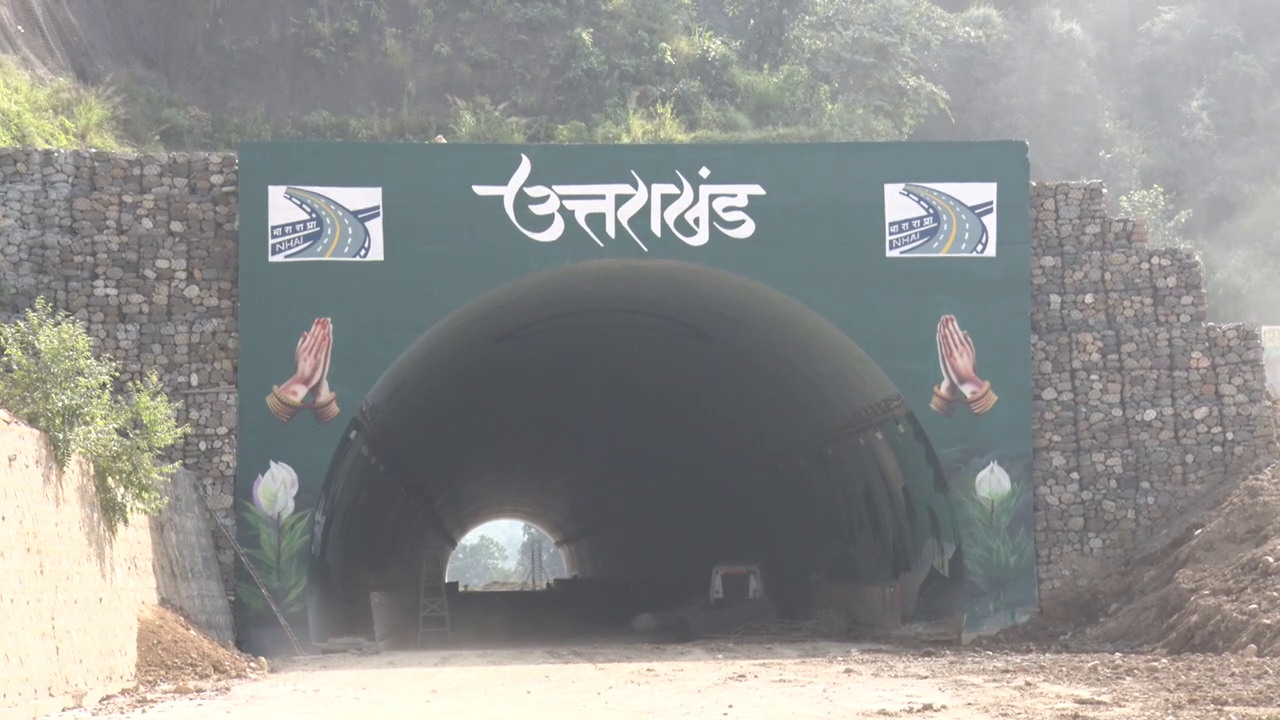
309, 260, 964, 640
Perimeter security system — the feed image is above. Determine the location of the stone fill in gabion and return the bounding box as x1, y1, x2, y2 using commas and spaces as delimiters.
1, 150, 1274, 605
1030, 182, 1276, 596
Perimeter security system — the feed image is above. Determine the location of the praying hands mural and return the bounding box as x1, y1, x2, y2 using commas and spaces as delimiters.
265, 317, 341, 424
930, 314, 997, 417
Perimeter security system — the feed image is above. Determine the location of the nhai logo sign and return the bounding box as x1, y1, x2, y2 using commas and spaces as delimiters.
883, 182, 997, 258
267, 186, 384, 262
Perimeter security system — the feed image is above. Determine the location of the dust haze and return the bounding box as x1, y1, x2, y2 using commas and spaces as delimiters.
1, 0, 1276, 322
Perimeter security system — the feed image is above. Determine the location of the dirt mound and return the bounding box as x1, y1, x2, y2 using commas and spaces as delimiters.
995, 464, 1280, 656
136, 604, 261, 687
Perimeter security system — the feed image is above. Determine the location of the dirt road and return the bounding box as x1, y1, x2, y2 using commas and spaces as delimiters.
68, 640, 1280, 720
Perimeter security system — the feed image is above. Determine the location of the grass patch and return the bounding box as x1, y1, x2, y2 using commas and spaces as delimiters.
0, 55, 126, 150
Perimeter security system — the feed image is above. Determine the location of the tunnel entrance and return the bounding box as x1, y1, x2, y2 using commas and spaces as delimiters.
306, 259, 965, 647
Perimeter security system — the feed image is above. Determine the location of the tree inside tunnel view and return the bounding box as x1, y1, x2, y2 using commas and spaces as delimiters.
447, 535, 508, 588
446, 520, 567, 590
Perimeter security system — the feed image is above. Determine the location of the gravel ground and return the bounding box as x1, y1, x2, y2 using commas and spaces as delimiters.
63, 640, 1280, 720
56, 468, 1280, 720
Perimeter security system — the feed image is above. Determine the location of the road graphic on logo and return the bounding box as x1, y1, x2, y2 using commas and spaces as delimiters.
883, 182, 997, 258
267, 186, 384, 262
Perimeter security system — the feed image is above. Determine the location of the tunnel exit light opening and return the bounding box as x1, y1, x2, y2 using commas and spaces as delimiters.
446, 519, 569, 592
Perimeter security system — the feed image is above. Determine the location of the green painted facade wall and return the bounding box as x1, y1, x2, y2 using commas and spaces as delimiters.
236, 140, 1034, 645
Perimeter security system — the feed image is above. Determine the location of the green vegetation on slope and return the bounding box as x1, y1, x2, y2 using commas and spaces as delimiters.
5, 0, 961, 150
0, 57, 124, 150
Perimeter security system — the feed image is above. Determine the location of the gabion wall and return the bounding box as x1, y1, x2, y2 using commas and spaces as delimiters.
1, 150, 1274, 606
1030, 182, 1276, 595
0, 150, 240, 590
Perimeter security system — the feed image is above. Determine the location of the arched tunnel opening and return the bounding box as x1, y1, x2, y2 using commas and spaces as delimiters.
445, 519, 569, 591
306, 259, 965, 647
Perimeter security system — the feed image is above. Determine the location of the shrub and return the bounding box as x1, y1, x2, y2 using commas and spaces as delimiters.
0, 298, 188, 532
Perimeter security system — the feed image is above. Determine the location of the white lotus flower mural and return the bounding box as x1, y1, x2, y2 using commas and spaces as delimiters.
253, 459, 299, 520
240, 459, 312, 622
974, 460, 1012, 508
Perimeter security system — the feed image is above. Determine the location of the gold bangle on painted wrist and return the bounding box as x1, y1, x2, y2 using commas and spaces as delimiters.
266, 385, 305, 422
964, 381, 998, 416
312, 392, 340, 424
930, 386, 957, 417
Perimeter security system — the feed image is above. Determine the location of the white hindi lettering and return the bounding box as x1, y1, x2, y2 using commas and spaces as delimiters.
470, 154, 766, 250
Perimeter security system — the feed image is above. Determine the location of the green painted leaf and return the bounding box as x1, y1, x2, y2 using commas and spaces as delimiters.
275, 557, 307, 588
280, 512, 313, 561
256, 530, 280, 567
243, 546, 277, 568
282, 576, 309, 605
239, 501, 275, 538
236, 579, 271, 616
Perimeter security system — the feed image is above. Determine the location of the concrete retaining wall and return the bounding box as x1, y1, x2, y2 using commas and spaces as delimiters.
0, 411, 231, 720
149, 468, 236, 645
0, 149, 1275, 612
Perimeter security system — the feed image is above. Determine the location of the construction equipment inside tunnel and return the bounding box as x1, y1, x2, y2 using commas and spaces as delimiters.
234, 140, 1035, 655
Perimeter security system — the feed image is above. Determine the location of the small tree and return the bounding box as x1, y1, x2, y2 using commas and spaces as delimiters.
0, 298, 188, 532
1118, 185, 1193, 247
447, 535, 511, 587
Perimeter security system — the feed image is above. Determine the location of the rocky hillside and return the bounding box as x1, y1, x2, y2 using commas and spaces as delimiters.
1, 0, 133, 81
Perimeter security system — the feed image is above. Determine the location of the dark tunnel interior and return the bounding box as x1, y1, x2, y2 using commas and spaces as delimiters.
306, 259, 965, 645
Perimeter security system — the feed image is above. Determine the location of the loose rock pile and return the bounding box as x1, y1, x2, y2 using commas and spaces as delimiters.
70, 605, 267, 715
994, 463, 1280, 657
136, 605, 262, 687
1110, 467, 1280, 657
